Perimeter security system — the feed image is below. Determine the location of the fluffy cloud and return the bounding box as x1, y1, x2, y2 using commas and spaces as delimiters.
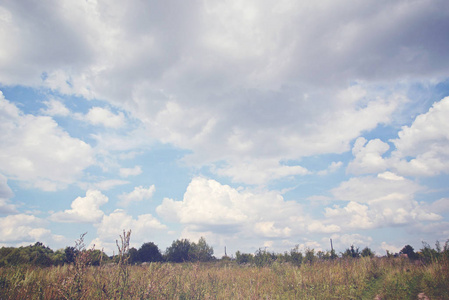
215, 159, 309, 185
325, 172, 442, 230
40, 99, 70, 116
3, 1, 446, 184
348, 96, 449, 178
329, 233, 373, 251
0, 214, 50, 243
0, 91, 94, 190
50, 190, 108, 223
390, 96, 449, 176
317, 161, 343, 176
157, 177, 304, 240
119, 166, 142, 178
347, 137, 390, 175
92, 209, 167, 253
83, 107, 125, 128
79, 179, 129, 191
0, 173, 17, 214
118, 185, 155, 206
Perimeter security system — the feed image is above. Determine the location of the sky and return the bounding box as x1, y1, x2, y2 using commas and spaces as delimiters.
1, 0, 449, 257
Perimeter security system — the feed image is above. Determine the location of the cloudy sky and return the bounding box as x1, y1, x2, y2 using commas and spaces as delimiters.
1, 0, 449, 256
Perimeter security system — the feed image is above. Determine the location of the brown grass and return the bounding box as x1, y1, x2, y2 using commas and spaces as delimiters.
0, 257, 447, 299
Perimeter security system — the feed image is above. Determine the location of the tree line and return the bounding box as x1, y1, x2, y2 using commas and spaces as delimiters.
0, 236, 214, 267
0, 235, 447, 268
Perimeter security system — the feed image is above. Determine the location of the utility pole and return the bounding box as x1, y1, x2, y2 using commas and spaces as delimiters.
330, 238, 334, 252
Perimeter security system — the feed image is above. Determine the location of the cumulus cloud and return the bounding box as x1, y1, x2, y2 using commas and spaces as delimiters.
79, 179, 129, 191
3, 0, 444, 183
119, 166, 142, 178
92, 209, 167, 253
0, 214, 50, 243
330, 233, 373, 250
157, 177, 304, 240
118, 185, 155, 206
326, 172, 441, 229
348, 96, 449, 178
347, 137, 390, 175
50, 190, 108, 223
380, 241, 402, 254
0, 91, 94, 190
390, 96, 449, 176
215, 159, 309, 185
83, 107, 125, 128
317, 161, 343, 176
40, 99, 70, 116
0, 173, 17, 214
308, 221, 341, 234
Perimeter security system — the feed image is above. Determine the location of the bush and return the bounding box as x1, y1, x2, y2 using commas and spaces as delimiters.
235, 251, 253, 264
138, 242, 163, 263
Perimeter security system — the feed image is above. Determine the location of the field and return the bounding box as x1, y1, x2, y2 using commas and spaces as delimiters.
0, 256, 448, 299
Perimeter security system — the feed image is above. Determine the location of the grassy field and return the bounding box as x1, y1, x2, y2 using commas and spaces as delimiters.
0, 256, 448, 299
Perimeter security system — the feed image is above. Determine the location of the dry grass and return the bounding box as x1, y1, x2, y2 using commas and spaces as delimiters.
0, 257, 447, 299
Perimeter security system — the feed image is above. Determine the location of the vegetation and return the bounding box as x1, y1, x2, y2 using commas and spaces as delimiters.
0, 234, 448, 299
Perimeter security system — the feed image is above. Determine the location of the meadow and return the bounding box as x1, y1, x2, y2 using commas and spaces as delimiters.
0, 256, 448, 299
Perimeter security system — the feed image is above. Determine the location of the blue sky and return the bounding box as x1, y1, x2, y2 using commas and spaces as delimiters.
1, 0, 449, 256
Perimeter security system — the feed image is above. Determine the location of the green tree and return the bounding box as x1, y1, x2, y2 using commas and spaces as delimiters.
400, 244, 418, 260
304, 248, 316, 264
419, 242, 438, 263
64, 246, 76, 264
189, 237, 214, 262
128, 247, 139, 264
361, 246, 374, 258
342, 245, 360, 258
138, 242, 163, 263
235, 251, 253, 264
165, 239, 191, 262
289, 245, 303, 265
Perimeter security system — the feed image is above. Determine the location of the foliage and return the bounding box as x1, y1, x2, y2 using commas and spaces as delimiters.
342, 245, 361, 258
137, 242, 163, 263
254, 248, 276, 267
189, 237, 214, 262
361, 246, 375, 258
400, 244, 419, 260
235, 251, 253, 265
164, 237, 214, 263
164, 239, 192, 263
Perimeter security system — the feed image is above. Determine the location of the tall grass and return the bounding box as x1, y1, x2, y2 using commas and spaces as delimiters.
0, 256, 447, 299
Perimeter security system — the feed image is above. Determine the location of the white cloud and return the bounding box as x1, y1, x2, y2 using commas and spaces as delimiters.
40, 99, 70, 116
93, 209, 167, 254
430, 198, 449, 213
119, 166, 142, 178
347, 137, 390, 175
83, 107, 125, 128
215, 159, 309, 185
330, 233, 373, 250
79, 179, 129, 191
0, 214, 50, 243
0, 173, 17, 214
390, 96, 449, 176
326, 173, 442, 229
0, 174, 13, 199
380, 241, 402, 254
317, 161, 343, 176
118, 185, 155, 206
157, 177, 304, 239
307, 221, 341, 233
3, 0, 439, 184
50, 190, 108, 223
0, 91, 94, 190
